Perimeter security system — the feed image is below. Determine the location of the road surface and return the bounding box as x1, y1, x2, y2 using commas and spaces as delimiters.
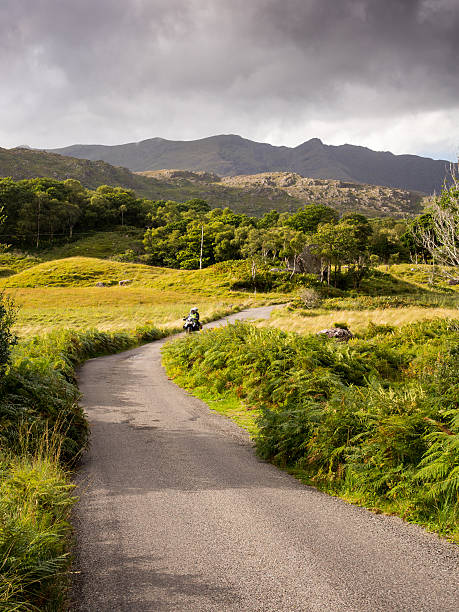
72, 306, 458, 611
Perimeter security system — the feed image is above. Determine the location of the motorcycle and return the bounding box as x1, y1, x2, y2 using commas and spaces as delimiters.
183, 315, 202, 333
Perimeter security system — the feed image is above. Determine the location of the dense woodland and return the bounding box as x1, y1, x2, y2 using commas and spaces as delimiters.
0, 176, 432, 288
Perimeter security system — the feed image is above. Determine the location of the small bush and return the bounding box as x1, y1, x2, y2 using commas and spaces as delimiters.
298, 288, 321, 309
362, 322, 396, 338
0, 293, 17, 378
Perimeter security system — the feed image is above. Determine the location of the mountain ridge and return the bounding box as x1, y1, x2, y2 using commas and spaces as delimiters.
47, 134, 452, 194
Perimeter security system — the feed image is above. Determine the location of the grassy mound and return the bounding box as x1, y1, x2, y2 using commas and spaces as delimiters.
41, 230, 145, 261
379, 263, 459, 292
0, 257, 170, 288
0, 257, 294, 296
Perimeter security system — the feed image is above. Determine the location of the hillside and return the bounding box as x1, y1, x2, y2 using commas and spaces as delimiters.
0, 146, 160, 193
48, 134, 452, 194
0, 256, 276, 296
0, 148, 424, 217
160, 170, 423, 217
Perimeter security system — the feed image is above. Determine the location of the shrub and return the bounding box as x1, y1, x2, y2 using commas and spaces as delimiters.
298, 288, 321, 309
332, 321, 349, 330
0, 293, 17, 378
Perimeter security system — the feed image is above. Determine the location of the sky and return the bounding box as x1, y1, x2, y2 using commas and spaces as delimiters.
1, 0, 458, 160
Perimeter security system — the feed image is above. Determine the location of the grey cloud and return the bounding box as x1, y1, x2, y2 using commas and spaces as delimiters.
0, 0, 458, 156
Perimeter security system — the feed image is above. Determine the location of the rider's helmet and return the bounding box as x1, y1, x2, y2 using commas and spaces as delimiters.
191, 307, 198, 313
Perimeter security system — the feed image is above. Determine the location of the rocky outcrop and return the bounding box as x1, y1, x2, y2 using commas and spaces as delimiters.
317, 327, 354, 342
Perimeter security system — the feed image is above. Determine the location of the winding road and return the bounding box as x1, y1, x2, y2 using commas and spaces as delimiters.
72, 307, 458, 611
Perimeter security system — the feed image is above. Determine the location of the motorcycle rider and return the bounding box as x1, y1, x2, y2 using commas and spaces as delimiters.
189, 307, 200, 329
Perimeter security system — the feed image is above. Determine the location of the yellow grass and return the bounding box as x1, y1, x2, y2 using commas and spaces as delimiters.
0, 257, 284, 337
6, 287, 258, 337
257, 306, 459, 335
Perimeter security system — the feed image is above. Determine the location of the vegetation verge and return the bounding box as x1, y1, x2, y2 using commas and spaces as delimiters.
162, 320, 459, 542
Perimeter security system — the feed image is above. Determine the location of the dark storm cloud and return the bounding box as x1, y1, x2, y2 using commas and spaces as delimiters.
250, 0, 459, 110
1, 0, 458, 155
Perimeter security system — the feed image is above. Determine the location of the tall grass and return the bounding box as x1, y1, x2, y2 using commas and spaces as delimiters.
163, 319, 459, 540
0, 435, 75, 611
258, 305, 459, 336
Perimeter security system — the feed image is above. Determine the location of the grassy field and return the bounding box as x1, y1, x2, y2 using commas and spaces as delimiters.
0, 257, 285, 337
258, 304, 459, 336
1, 257, 458, 337
9, 289, 246, 336
258, 265, 459, 336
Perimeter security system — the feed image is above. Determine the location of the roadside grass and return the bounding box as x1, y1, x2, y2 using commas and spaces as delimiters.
166, 362, 260, 436
0, 441, 75, 611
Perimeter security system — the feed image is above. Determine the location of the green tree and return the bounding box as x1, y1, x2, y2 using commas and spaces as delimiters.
258, 210, 280, 229
285, 204, 338, 233
312, 223, 360, 287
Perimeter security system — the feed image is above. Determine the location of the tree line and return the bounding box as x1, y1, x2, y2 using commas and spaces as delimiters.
0, 175, 449, 287
0, 177, 148, 246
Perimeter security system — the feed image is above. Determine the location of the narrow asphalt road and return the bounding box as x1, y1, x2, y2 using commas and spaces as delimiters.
72, 306, 458, 611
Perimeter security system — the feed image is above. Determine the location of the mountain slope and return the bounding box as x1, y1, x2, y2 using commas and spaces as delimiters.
0, 148, 423, 217
48, 135, 452, 194
0, 146, 157, 192
0, 147, 301, 214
